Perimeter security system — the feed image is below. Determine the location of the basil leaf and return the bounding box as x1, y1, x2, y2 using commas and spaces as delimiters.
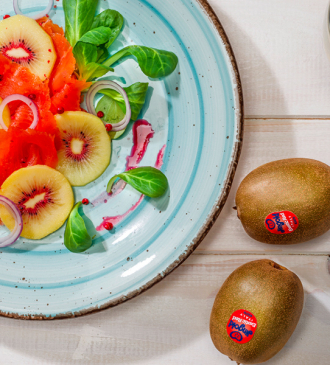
91, 9, 124, 48
63, 0, 98, 47
103, 45, 178, 78
107, 167, 168, 198
64, 202, 92, 253
95, 82, 149, 139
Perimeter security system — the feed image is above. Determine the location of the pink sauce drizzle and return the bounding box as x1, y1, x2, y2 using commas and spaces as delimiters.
96, 195, 144, 231
126, 119, 155, 169
95, 120, 166, 232
155, 145, 166, 169
92, 120, 155, 206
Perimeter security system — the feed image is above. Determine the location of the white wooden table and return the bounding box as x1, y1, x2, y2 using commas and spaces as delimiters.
3, 0, 330, 363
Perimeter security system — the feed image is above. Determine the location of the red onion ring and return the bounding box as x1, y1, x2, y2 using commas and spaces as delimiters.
0, 94, 39, 131
13, 0, 54, 20
86, 81, 132, 132
0, 196, 23, 247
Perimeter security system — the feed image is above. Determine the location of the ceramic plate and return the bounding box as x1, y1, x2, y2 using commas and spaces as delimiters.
0, 0, 243, 319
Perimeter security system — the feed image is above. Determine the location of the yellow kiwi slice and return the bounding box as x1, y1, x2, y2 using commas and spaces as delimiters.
55, 111, 111, 186
0, 15, 57, 81
0, 96, 11, 128
0, 165, 74, 239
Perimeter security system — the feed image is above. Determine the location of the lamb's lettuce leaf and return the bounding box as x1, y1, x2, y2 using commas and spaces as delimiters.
63, 0, 98, 47
74, 42, 113, 80
103, 46, 178, 78
91, 9, 124, 48
64, 202, 92, 253
96, 82, 149, 139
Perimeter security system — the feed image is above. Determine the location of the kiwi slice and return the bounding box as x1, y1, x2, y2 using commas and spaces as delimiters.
0, 165, 74, 239
55, 111, 111, 186
0, 15, 57, 81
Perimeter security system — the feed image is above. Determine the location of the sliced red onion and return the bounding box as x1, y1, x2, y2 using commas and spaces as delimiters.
0, 196, 23, 247
86, 81, 131, 132
13, 0, 54, 20
0, 94, 38, 131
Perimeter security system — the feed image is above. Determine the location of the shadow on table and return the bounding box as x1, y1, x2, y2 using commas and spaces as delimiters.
195, 7, 294, 255
0, 260, 329, 363
266, 289, 330, 364
0, 262, 218, 364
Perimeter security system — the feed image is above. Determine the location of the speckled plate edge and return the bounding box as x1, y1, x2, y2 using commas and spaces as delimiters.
2, 0, 244, 320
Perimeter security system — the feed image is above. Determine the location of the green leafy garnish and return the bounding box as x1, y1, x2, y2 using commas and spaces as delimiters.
78, 26, 114, 46
103, 45, 179, 78
73, 42, 113, 80
64, 202, 92, 253
63, 0, 98, 48
96, 82, 149, 139
64, 1, 124, 81
63, 0, 178, 141
96, 95, 126, 139
107, 167, 168, 198
64, 1, 178, 81
91, 9, 124, 48
99, 82, 149, 120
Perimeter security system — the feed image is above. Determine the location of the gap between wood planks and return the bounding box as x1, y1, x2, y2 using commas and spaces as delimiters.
192, 252, 330, 256
246, 116, 330, 120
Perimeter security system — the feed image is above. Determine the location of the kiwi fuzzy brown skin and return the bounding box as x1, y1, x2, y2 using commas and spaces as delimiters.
209, 259, 304, 364
235, 158, 330, 244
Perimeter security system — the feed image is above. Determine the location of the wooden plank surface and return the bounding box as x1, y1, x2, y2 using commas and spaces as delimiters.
0, 254, 328, 364
3, 0, 330, 364
197, 119, 330, 254
210, 0, 330, 117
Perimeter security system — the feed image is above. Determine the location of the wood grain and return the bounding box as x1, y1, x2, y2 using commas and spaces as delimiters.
197, 119, 330, 254
0, 254, 328, 364
208, 0, 330, 117
1, 1, 330, 364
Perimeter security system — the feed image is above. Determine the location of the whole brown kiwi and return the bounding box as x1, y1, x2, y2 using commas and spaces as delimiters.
235, 158, 330, 244
210, 259, 304, 364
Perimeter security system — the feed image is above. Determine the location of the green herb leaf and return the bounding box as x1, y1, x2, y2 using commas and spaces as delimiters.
96, 46, 109, 63
81, 62, 113, 81
64, 202, 92, 253
96, 95, 126, 139
107, 167, 168, 198
96, 82, 149, 139
74, 42, 113, 81
103, 45, 178, 78
91, 9, 124, 48
99, 82, 149, 120
63, 0, 98, 47
74, 42, 97, 66
78, 26, 113, 46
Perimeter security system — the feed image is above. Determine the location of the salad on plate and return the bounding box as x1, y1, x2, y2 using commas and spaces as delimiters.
0, 0, 178, 252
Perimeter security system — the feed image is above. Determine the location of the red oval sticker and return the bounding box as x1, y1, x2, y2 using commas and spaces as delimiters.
227, 309, 257, 344
265, 211, 299, 234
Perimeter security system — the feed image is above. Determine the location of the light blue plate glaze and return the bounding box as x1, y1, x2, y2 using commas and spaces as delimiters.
0, 0, 243, 318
